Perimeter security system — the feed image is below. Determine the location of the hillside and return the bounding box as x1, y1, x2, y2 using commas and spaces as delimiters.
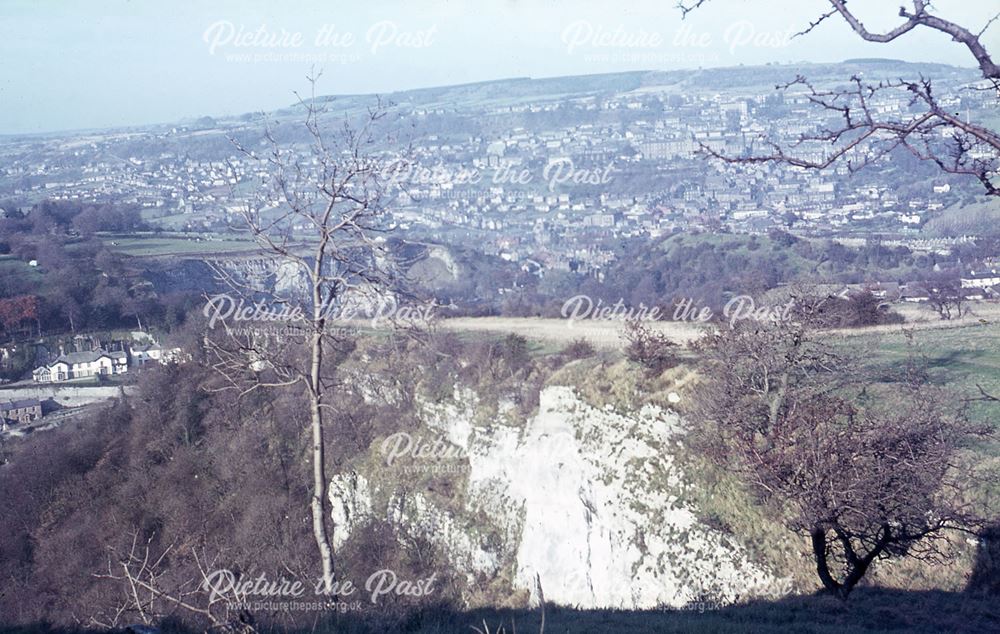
284, 60, 978, 119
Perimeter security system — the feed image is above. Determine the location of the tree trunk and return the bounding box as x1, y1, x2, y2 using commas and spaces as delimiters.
838, 558, 874, 598
838, 524, 892, 599
309, 326, 335, 593
811, 525, 890, 600
810, 528, 842, 596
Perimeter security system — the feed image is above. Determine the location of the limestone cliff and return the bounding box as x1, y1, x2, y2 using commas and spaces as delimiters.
330, 385, 787, 609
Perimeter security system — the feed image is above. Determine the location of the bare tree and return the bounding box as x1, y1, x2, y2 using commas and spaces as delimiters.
206, 75, 402, 592
690, 322, 992, 599
677, 0, 1000, 195
92, 531, 253, 632
917, 274, 969, 320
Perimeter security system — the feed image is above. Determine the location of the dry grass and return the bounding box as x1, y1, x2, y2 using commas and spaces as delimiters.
438, 317, 702, 350
434, 301, 1000, 350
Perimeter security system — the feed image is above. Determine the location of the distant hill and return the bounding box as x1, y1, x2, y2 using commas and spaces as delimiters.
278, 59, 979, 118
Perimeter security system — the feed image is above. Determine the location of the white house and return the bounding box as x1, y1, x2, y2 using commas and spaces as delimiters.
962, 271, 1000, 289
32, 350, 128, 383
130, 343, 185, 366
130, 343, 163, 365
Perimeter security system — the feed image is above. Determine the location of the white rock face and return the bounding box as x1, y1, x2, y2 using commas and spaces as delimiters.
329, 470, 373, 550
330, 385, 784, 609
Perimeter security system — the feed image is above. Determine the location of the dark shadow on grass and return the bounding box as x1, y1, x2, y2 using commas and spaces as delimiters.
968, 521, 1000, 596
2, 589, 999, 634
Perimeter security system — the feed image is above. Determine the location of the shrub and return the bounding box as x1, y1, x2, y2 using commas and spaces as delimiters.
560, 338, 595, 362
622, 318, 680, 375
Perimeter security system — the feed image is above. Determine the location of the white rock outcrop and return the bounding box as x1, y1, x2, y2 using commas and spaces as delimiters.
330, 385, 784, 609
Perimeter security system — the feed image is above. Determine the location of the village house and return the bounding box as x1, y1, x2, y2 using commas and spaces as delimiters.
32, 349, 128, 383
961, 270, 1000, 290
0, 398, 42, 426
130, 343, 164, 365
130, 336, 186, 365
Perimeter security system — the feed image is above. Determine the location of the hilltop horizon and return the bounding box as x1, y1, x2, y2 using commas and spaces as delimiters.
2, 57, 981, 138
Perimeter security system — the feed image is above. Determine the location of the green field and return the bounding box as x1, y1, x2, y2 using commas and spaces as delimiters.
0, 255, 42, 277
102, 236, 263, 257
0, 255, 44, 292
139, 209, 197, 230
841, 321, 1000, 426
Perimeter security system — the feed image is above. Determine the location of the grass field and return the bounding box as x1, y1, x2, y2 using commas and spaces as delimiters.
438, 301, 1000, 352
854, 323, 1000, 392
0, 255, 42, 273
839, 318, 1000, 430
438, 316, 702, 350
139, 209, 199, 230
101, 236, 263, 257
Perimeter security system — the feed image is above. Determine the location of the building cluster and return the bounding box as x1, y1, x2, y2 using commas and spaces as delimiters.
31, 336, 181, 384
381, 84, 993, 275
0, 66, 995, 282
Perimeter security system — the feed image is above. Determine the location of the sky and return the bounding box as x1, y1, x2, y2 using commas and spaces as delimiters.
2, 0, 998, 134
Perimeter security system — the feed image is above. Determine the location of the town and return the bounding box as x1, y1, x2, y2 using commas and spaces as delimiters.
1, 61, 994, 280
